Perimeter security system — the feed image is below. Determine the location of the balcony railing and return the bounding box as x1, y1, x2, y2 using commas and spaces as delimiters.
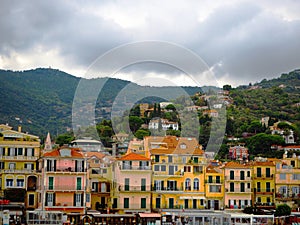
46, 168, 86, 173
45, 186, 85, 191
121, 165, 151, 170
118, 185, 151, 192
253, 174, 274, 179
226, 188, 252, 193
1, 169, 36, 174
275, 192, 300, 199
205, 180, 223, 184
152, 186, 184, 192
45, 202, 84, 207
0, 155, 38, 160
254, 188, 274, 194
225, 176, 251, 181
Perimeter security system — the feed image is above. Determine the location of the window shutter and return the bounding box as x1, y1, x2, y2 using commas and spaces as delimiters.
45, 193, 48, 206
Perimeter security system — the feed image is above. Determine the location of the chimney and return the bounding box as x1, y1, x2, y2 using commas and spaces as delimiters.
18, 126, 22, 132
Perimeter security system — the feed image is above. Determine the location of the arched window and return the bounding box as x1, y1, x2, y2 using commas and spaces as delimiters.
193, 178, 199, 191
185, 178, 191, 190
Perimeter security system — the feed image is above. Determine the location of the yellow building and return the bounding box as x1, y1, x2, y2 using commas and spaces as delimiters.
0, 124, 40, 209
252, 161, 276, 209
144, 136, 206, 210
274, 152, 300, 209
87, 152, 114, 213
205, 162, 224, 210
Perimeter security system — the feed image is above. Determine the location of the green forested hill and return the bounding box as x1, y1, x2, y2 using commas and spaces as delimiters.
0, 68, 202, 138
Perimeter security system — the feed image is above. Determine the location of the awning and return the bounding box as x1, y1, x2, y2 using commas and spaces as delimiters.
139, 213, 161, 218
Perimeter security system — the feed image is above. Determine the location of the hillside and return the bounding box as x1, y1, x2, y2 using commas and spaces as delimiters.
0, 68, 202, 138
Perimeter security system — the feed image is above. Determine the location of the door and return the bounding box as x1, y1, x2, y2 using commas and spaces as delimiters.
169, 198, 174, 209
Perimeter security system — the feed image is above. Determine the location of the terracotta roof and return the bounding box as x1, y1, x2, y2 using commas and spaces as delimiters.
85, 152, 106, 159
252, 161, 275, 166
147, 136, 204, 155
206, 165, 221, 174
224, 161, 250, 168
118, 152, 150, 161
43, 147, 83, 157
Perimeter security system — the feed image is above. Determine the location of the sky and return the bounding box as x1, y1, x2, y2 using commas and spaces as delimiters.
0, 0, 300, 87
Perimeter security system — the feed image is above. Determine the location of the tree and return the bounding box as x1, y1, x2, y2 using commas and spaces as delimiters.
134, 129, 151, 140
246, 133, 285, 155
223, 84, 232, 91
55, 133, 75, 146
129, 116, 144, 133
165, 104, 176, 111
275, 204, 291, 217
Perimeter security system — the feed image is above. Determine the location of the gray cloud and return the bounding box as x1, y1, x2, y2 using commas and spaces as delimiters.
0, 0, 300, 86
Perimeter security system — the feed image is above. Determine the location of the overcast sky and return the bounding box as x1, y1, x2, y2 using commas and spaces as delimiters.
1, 0, 300, 87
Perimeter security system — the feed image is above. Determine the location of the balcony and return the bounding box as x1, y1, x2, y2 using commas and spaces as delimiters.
226, 188, 252, 193
275, 192, 300, 200
1, 169, 36, 174
253, 174, 274, 179
45, 201, 84, 208
0, 155, 38, 160
118, 185, 151, 192
46, 167, 86, 173
120, 165, 151, 170
205, 180, 223, 184
45, 186, 85, 191
152, 186, 184, 192
254, 188, 274, 195
225, 176, 251, 181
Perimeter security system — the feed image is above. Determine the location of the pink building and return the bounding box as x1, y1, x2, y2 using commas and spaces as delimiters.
229, 145, 249, 160
113, 152, 152, 213
224, 161, 252, 209
38, 147, 89, 214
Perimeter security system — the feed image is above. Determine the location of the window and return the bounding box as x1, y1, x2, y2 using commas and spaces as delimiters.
209, 185, 221, 193
46, 193, 54, 206
291, 161, 295, 168
17, 179, 24, 187
167, 180, 177, 191
184, 166, 191, 172
247, 171, 250, 177
125, 178, 130, 191
124, 198, 129, 208
6, 179, 13, 187
0, 161, 4, 169
257, 182, 261, 192
112, 198, 118, 208
257, 197, 261, 203
77, 177, 82, 190
240, 171, 245, 180
26, 148, 33, 156
230, 182, 234, 192
184, 199, 189, 209
86, 194, 90, 203
168, 155, 173, 163
141, 178, 146, 191
100, 183, 107, 192
247, 183, 250, 189
193, 199, 197, 209
0, 147, 3, 155
161, 165, 166, 171
28, 194, 35, 205
193, 157, 198, 163
48, 177, 54, 190
240, 183, 245, 192
155, 155, 160, 162
169, 198, 174, 209
156, 198, 161, 208
266, 168, 271, 177
182, 157, 187, 164
9, 163, 16, 170
230, 170, 234, 180
193, 178, 199, 190
185, 178, 191, 190
18, 148, 23, 155
168, 165, 177, 175
75, 193, 82, 207
280, 174, 286, 180
141, 198, 146, 208
92, 182, 98, 192
216, 176, 221, 183
266, 182, 271, 192
154, 165, 159, 171
25, 163, 34, 170
257, 168, 262, 177
208, 176, 213, 183
154, 180, 164, 190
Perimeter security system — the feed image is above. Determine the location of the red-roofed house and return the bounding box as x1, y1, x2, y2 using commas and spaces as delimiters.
38, 147, 89, 215
113, 152, 152, 213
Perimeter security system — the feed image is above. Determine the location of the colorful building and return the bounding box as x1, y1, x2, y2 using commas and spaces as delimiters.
145, 136, 206, 211
0, 124, 40, 210
224, 161, 252, 209
38, 147, 89, 214
252, 160, 276, 209
113, 152, 152, 213
274, 152, 300, 209
205, 162, 224, 210
87, 152, 114, 213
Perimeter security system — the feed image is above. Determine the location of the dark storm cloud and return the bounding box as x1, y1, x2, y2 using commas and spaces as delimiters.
0, 1, 300, 86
